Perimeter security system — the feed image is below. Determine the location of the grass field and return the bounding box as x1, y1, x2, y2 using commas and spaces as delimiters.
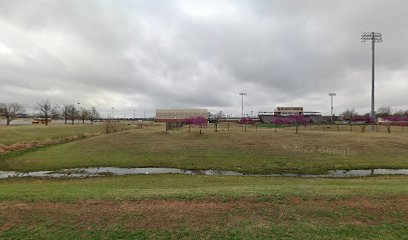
0, 123, 102, 145
1, 123, 408, 239
1, 123, 408, 173
0, 175, 407, 239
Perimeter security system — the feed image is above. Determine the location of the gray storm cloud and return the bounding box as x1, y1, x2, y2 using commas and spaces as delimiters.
0, 0, 407, 117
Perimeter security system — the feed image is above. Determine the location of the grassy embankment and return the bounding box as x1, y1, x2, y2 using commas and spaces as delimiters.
1, 123, 408, 173
0, 123, 102, 145
0, 175, 408, 239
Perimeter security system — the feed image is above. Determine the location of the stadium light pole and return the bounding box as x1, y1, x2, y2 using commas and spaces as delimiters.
239, 93, 246, 117
361, 32, 382, 130
77, 102, 81, 124
329, 93, 336, 124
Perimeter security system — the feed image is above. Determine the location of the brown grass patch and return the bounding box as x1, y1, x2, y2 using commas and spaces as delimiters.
0, 133, 100, 153
1, 196, 407, 233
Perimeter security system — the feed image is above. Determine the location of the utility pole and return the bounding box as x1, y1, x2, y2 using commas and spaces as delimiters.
239, 93, 246, 118
361, 32, 382, 130
329, 93, 336, 124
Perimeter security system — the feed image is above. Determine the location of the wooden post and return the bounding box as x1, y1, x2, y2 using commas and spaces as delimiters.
350, 124, 352, 132
245, 126, 247, 132
227, 123, 230, 131
256, 124, 258, 131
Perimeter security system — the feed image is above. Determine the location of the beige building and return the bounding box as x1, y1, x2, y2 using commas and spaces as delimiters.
155, 109, 208, 123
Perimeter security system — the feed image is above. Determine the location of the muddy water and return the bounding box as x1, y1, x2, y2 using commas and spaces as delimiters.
1, 167, 408, 179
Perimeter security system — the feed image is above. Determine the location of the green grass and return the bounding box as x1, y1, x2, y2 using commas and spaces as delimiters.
0, 175, 408, 239
1, 125, 408, 173
0, 123, 102, 145
2, 223, 407, 240
0, 174, 407, 202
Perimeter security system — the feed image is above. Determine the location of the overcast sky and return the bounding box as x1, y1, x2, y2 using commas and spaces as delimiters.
0, 0, 407, 117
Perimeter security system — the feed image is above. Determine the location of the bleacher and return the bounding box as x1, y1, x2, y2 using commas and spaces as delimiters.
258, 114, 329, 124
308, 115, 329, 124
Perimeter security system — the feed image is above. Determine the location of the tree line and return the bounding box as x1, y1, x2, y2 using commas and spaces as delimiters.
0, 100, 100, 126
339, 106, 408, 121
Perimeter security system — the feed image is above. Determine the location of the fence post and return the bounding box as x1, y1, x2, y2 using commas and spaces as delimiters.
256, 124, 258, 131
228, 123, 230, 131
245, 126, 247, 132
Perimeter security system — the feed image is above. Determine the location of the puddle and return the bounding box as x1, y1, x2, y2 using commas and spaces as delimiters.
1, 167, 408, 179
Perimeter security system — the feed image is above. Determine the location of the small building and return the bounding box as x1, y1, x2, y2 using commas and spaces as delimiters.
155, 109, 208, 123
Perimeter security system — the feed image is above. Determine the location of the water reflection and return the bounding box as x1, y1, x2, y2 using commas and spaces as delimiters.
1, 167, 408, 179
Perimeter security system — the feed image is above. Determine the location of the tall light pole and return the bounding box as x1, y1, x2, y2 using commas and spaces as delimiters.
361, 32, 382, 129
328, 93, 336, 124
77, 102, 81, 124
239, 93, 246, 117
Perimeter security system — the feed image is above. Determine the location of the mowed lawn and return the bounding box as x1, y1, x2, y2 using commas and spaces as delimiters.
0, 175, 407, 239
1, 124, 408, 173
0, 123, 102, 145
1, 124, 408, 239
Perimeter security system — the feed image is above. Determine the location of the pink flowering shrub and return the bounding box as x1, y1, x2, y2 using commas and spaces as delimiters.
184, 116, 208, 134
272, 115, 310, 133
239, 117, 254, 125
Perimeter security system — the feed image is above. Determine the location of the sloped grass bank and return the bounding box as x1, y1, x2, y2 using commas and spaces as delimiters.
1, 128, 408, 174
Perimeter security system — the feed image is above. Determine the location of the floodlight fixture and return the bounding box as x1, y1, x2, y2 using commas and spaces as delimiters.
361, 32, 383, 42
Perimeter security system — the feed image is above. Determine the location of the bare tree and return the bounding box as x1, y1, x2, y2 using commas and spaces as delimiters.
61, 104, 71, 124
89, 107, 100, 124
0, 102, 24, 125
65, 104, 78, 125
340, 109, 357, 121
79, 108, 91, 124
377, 106, 392, 117
35, 100, 52, 126
51, 105, 61, 120
393, 109, 408, 117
